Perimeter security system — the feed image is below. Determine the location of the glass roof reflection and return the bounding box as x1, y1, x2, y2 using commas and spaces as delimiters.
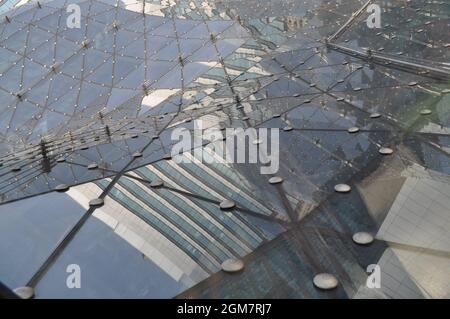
0, 0, 449, 299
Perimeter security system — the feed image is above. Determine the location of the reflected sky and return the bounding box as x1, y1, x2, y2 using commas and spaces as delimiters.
0, 191, 87, 288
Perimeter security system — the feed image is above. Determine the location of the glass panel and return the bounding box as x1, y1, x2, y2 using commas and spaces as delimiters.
0, 188, 97, 289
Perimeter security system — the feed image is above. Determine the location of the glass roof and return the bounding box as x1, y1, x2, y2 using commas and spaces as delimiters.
0, 0, 449, 298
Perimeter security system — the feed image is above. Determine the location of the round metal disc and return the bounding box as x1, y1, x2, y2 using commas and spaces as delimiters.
369, 112, 381, 119
89, 198, 104, 207
352, 232, 374, 245
283, 126, 293, 131
163, 154, 172, 160
132, 151, 143, 158
221, 259, 244, 273
347, 127, 360, 133
379, 147, 393, 155
334, 183, 351, 193
150, 180, 164, 188
269, 176, 283, 184
420, 109, 432, 115
54, 184, 69, 192
219, 199, 235, 210
252, 139, 262, 145
56, 157, 66, 163
87, 163, 98, 170
11, 166, 21, 172
14, 286, 34, 299
313, 273, 338, 290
